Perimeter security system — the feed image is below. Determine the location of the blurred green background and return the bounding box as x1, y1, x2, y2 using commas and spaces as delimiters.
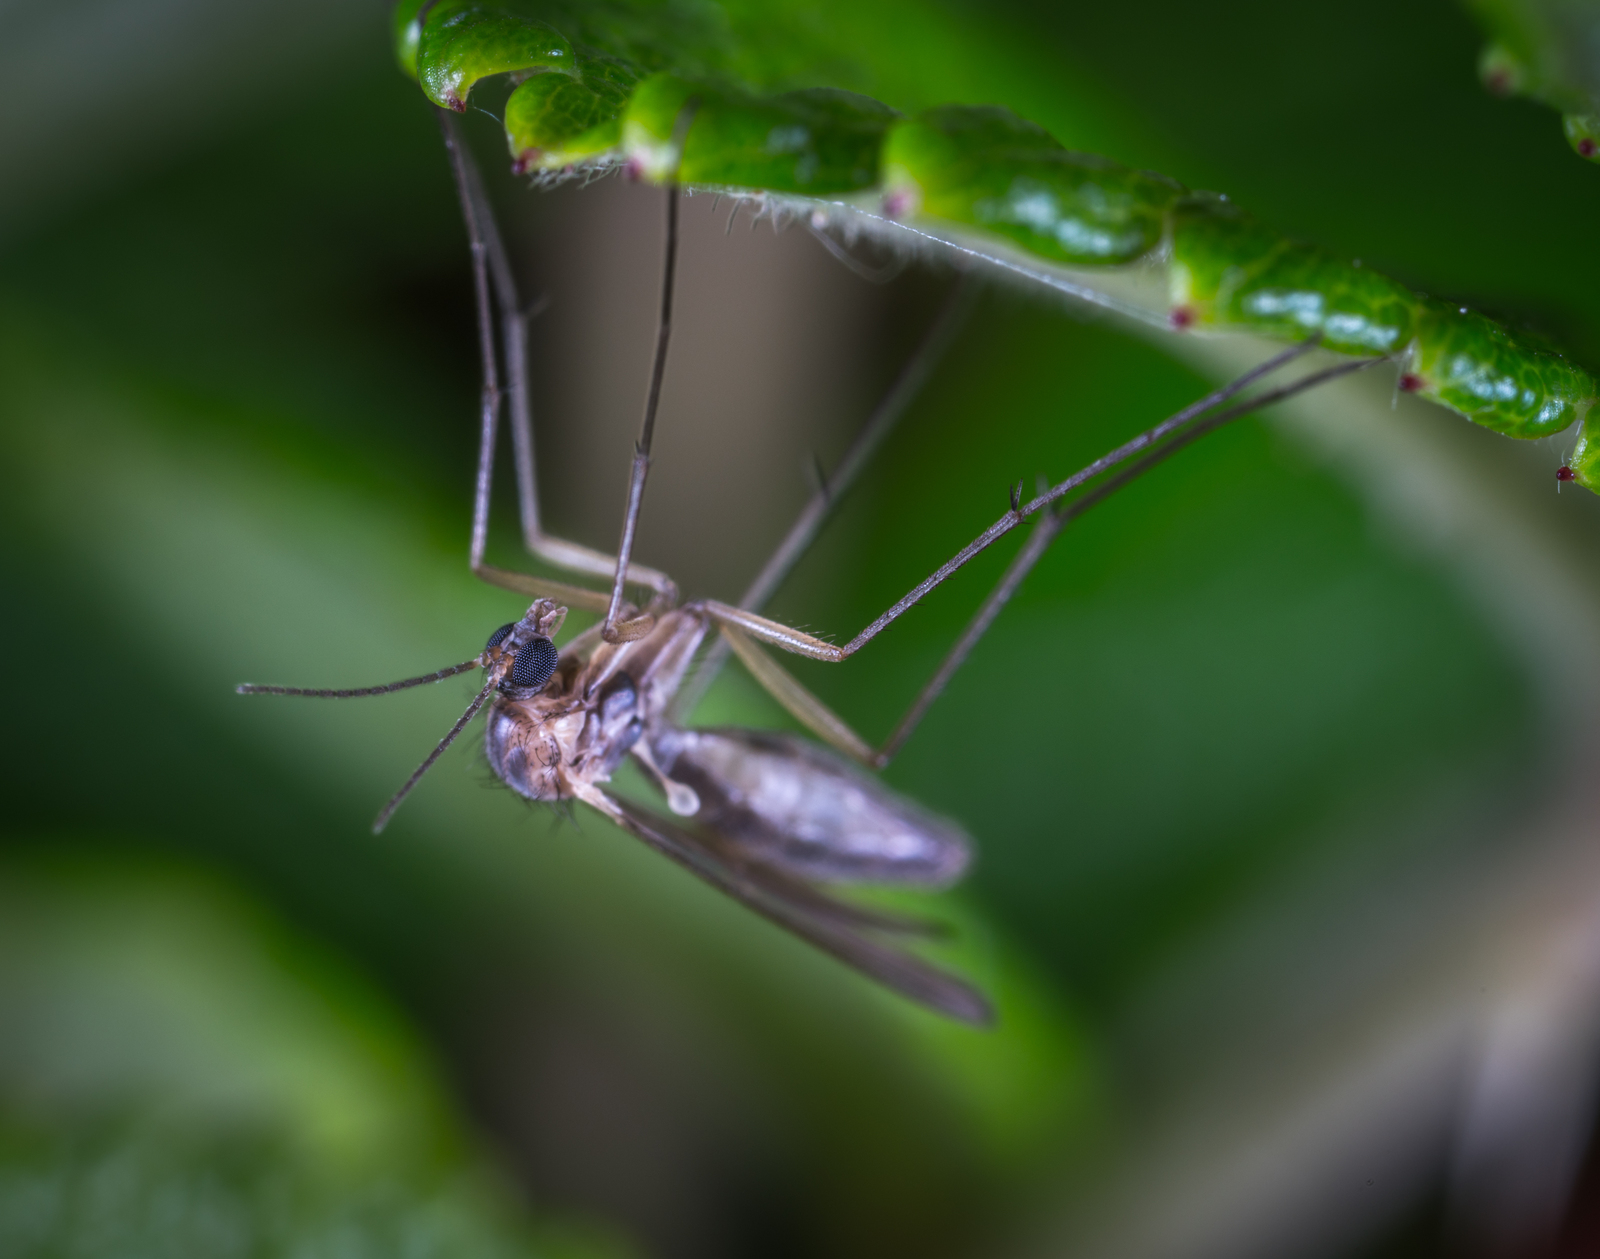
4, 1, 1600, 1256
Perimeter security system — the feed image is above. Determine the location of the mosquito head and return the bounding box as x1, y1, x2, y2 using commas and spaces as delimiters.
366, 598, 572, 833
481, 599, 567, 699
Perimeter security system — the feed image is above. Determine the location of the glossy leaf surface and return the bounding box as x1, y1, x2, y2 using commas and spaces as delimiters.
400, 0, 1600, 490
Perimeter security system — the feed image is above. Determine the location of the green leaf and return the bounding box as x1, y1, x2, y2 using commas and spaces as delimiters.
408, 1, 577, 110
1465, 0, 1600, 161
507, 50, 642, 170
882, 105, 1180, 265
396, 0, 1600, 490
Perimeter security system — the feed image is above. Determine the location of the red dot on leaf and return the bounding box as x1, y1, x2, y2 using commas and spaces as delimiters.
1580, 138, 1598, 158
1170, 306, 1195, 331
1558, 465, 1577, 482
1398, 373, 1423, 392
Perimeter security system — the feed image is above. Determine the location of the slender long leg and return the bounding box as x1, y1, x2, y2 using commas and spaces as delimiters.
474, 563, 614, 613
827, 348, 1378, 663
675, 323, 1319, 720
874, 504, 1064, 765
603, 186, 681, 643
873, 376, 1281, 763
715, 621, 877, 764
438, 111, 676, 611
670, 268, 981, 722
690, 348, 1384, 766
439, 110, 502, 578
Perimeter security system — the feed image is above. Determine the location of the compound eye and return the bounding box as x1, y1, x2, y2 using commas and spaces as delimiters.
509, 636, 559, 691
484, 622, 517, 652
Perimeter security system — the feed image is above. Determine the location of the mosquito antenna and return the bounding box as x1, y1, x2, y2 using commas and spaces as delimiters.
602, 181, 681, 642
237, 659, 480, 699
372, 675, 498, 833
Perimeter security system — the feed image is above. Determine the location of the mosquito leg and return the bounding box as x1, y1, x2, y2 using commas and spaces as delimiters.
490, 197, 676, 600
875, 506, 1065, 765
438, 109, 503, 578
474, 563, 613, 612
827, 348, 1379, 663
742, 271, 980, 613
603, 185, 681, 644
438, 111, 676, 612
677, 302, 1306, 721
670, 269, 981, 722
715, 621, 876, 764
873, 382, 1294, 762
694, 349, 1384, 764
700, 344, 1359, 661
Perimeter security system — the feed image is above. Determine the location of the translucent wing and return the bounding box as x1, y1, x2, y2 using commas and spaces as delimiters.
574, 785, 994, 1027
646, 726, 972, 886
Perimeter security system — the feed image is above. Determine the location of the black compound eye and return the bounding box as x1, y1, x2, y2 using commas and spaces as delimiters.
484, 622, 517, 652
509, 636, 559, 691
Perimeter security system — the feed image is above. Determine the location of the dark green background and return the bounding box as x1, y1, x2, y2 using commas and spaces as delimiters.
2, 1, 1596, 1256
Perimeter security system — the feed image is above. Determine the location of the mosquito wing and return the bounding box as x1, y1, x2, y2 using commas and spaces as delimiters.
645, 727, 971, 886
574, 785, 994, 1027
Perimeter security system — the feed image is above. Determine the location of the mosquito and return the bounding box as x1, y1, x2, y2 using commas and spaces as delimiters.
237, 113, 1382, 1026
